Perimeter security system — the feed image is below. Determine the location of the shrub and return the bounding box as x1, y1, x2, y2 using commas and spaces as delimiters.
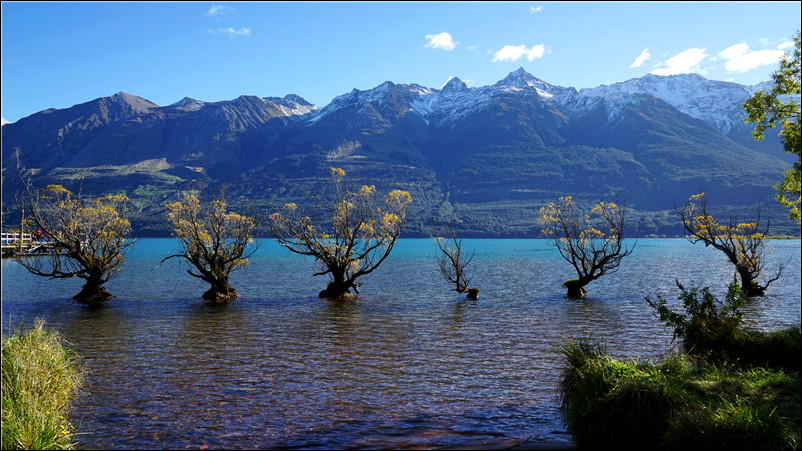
738, 325, 802, 372
646, 280, 746, 364
1, 320, 83, 450
559, 338, 801, 450
559, 339, 684, 449
646, 281, 801, 371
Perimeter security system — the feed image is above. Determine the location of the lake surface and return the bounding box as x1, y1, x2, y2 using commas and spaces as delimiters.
2, 238, 800, 450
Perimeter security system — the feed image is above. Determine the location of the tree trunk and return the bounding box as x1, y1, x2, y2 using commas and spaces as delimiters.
73, 278, 113, 305
318, 281, 357, 300
318, 274, 358, 300
318, 266, 358, 300
202, 280, 239, 303
564, 278, 589, 299
737, 267, 765, 297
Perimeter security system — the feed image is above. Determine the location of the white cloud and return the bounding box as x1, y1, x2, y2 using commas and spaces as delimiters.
778, 40, 795, 50
630, 48, 651, 68
209, 27, 251, 37
492, 44, 546, 62
1, 117, 9, 126
424, 32, 458, 51
205, 4, 234, 17
529, 6, 543, 14
718, 42, 786, 73
651, 48, 707, 76
719, 43, 750, 60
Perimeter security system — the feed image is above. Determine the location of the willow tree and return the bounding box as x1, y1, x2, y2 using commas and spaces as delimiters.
162, 192, 257, 302
434, 222, 478, 299
269, 167, 412, 300
538, 196, 634, 298
16, 183, 133, 304
743, 30, 800, 227
677, 192, 783, 296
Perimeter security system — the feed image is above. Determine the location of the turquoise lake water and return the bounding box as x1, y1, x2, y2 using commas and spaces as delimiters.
2, 238, 800, 449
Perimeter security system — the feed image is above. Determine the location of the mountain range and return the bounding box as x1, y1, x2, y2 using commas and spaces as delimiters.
1, 68, 798, 237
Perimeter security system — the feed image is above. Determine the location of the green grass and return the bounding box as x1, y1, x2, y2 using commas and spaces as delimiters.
559, 338, 801, 450
1, 320, 83, 450
647, 281, 801, 372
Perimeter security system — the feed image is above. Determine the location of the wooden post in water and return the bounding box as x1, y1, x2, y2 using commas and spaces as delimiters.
18, 205, 25, 253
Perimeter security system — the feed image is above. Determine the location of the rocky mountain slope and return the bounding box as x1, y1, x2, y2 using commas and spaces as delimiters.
2, 69, 797, 237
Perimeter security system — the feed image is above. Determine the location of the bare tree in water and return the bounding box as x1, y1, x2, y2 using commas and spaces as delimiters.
162, 190, 258, 302
434, 221, 478, 299
269, 167, 412, 300
538, 196, 634, 298
676, 191, 784, 296
16, 182, 133, 304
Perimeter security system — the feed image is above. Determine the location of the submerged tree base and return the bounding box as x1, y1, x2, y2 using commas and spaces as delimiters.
318, 288, 357, 301
318, 281, 360, 300
202, 284, 239, 303
563, 280, 588, 299
73, 286, 113, 305
742, 281, 767, 297
319, 291, 358, 301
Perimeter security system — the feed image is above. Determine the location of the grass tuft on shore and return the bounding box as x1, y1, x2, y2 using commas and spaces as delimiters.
1, 319, 83, 450
559, 338, 801, 450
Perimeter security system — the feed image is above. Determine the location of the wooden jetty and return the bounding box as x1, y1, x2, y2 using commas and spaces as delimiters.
1, 232, 62, 257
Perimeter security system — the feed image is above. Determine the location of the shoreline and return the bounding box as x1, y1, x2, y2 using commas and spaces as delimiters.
436, 436, 576, 450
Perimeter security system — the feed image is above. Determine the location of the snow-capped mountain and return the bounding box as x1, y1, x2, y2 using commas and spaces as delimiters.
306, 68, 775, 139
580, 74, 756, 135
169, 97, 207, 111
2, 68, 796, 237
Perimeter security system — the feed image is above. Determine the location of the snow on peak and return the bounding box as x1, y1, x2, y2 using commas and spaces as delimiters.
412, 69, 567, 125
746, 80, 775, 95
282, 94, 314, 106
270, 95, 318, 116
308, 81, 434, 123
304, 70, 773, 135
442, 77, 468, 92
580, 74, 754, 133
170, 97, 206, 111
494, 67, 555, 97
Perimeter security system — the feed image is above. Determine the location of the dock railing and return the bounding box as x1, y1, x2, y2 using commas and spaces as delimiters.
1, 232, 34, 247
1, 232, 60, 255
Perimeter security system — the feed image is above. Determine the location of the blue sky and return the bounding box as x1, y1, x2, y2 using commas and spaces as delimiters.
1, 1, 800, 124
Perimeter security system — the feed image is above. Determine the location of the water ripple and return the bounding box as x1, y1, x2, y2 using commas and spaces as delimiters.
1, 238, 799, 449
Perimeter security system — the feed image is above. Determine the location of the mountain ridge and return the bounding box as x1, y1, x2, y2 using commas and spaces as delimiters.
2, 69, 798, 237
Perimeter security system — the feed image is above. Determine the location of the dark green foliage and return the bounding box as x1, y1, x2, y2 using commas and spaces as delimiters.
559, 339, 683, 449
743, 30, 801, 226
559, 338, 801, 450
646, 280, 746, 347
564, 279, 801, 448
663, 365, 801, 451
735, 325, 802, 372
646, 282, 801, 371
